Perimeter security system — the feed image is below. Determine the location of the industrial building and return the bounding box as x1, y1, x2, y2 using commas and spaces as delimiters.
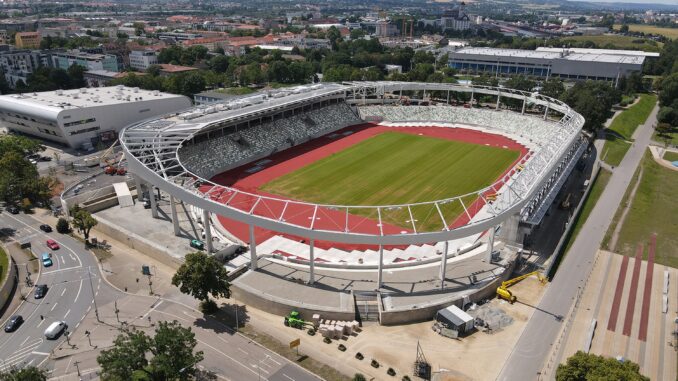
0, 86, 191, 149
129, 50, 158, 71
448, 47, 652, 82
51, 50, 119, 72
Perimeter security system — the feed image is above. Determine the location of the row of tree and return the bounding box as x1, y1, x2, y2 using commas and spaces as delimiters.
0, 135, 52, 207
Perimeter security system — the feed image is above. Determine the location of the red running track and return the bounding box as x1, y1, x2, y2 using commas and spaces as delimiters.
638, 234, 657, 341
608, 255, 630, 332
208, 123, 527, 251
622, 244, 644, 336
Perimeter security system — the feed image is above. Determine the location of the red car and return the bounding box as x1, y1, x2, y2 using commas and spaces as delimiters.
46, 239, 60, 250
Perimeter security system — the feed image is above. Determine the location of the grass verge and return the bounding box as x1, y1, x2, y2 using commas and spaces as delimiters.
561, 35, 662, 52
613, 24, 678, 40
663, 151, 678, 163
601, 163, 642, 250
614, 151, 678, 267
0, 246, 8, 284
607, 94, 656, 140
602, 136, 631, 167
564, 169, 612, 254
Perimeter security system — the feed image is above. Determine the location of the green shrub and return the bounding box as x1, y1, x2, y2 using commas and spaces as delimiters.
199, 299, 218, 314
56, 218, 70, 233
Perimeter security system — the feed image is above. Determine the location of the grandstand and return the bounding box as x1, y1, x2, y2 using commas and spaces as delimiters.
121, 82, 585, 324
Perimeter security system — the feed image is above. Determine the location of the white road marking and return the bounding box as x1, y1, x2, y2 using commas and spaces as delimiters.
74, 280, 83, 303
64, 309, 71, 318
59, 255, 65, 265
31, 351, 50, 356
36, 319, 45, 328
196, 339, 260, 377
282, 374, 295, 381
267, 356, 282, 366
69, 253, 76, 262
26, 359, 34, 366
237, 347, 248, 355
141, 300, 164, 320
50, 302, 58, 312
61, 288, 66, 296
42, 266, 80, 275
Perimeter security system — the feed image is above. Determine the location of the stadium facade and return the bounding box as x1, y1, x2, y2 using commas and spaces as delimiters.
121, 82, 586, 323
447, 47, 657, 82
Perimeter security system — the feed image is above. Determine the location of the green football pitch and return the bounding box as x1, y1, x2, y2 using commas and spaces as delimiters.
261, 132, 520, 231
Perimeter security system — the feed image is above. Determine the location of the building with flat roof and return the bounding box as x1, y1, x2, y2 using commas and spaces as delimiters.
14, 32, 41, 49
0, 86, 191, 149
448, 47, 648, 83
129, 50, 158, 71
52, 50, 119, 72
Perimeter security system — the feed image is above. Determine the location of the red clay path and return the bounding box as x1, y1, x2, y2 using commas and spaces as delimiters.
622, 244, 644, 336
608, 255, 630, 332
206, 123, 527, 250
638, 234, 657, 341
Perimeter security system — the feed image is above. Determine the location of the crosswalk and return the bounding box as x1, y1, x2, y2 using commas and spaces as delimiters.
0, 338, 44, 372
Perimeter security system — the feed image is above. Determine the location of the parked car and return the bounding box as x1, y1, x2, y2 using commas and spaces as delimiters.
39, 224, 52, 233
190, 239, 205, 250
44, 321, 67, 339
46, 239, 59, 250
6, 206, 19, 214
34, 284, 48, 299
41, 253, 53, 267
4, 315, 23, 332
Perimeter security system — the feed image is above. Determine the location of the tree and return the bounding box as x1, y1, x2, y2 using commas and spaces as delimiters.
620, 24, 630, 33
352, 374, 366, 381
67, 64, 86, 88
172, 252, 230, 312
556, 351, 648, 381
56, 218, 70, 234
70, 205, 98, 242
326, 26, 341, 50
0, 150, 51, 204
659, 73, 678, 107
0, 365, 47, 381
562, 81, 621, 131
209, 55, 230, 73
180, 72, 206, 97
540, 78, 565, 100
98, 328, 150, 381
98, 322, 203, 381
148, 321, 204, 380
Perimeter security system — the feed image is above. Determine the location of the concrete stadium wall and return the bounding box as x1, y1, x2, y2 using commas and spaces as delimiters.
378, 258, 517, 325
231, 283, 356, 322
92, 216, 182, 269
0, 253, 18, 313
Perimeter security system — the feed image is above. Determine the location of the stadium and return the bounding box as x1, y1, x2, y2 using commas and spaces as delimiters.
121, 82, 585, 324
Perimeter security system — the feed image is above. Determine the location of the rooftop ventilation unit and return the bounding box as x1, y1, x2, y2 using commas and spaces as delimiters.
133, 87, 139, 93
153, 90, 160, 96
56, 89, 63, 96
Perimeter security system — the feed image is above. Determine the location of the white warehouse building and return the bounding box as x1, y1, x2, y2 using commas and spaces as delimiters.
0, 86, 191, 149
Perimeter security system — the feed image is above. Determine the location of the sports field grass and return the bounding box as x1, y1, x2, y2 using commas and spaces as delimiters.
614, 151, 678, 267
261, 132, 519, 231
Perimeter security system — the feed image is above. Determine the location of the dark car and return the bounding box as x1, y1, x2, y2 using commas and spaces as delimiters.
6, 206, 19, 214
34, 284, 48, 299
39, 224, 52, 233
4, 315, 23, 332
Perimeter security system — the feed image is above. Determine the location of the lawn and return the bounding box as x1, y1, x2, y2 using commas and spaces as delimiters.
602, 93, 656, 166
561, 35, 662, 52
607, 94, 656, 140
602, 136, 631, 167
614, 151, 678, 267
664, 151, 678, 163
261, 132, 519, 231
613, 24, 678, 40
0, 246, 8, 284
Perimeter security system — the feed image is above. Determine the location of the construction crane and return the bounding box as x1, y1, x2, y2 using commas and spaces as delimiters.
496, 271, 547, 304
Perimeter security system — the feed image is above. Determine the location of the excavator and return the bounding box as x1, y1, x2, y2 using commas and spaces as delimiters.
496, 270, 547, 304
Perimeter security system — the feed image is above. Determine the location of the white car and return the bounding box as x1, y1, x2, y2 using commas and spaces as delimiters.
44, 321, 67, 339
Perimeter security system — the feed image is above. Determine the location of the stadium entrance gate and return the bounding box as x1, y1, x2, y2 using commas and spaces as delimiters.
354, 291, 380, 323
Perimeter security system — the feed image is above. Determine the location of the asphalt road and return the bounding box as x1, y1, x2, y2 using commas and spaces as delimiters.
0, 212, 112, 372
498, 104, 659, 380
0, 213, 320, 381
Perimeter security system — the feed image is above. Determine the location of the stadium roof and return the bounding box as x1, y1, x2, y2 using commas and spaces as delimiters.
535, 47, 660, 58
0, 86, 184, 110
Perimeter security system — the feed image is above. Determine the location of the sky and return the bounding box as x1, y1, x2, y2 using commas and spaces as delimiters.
569, 0, 678, 5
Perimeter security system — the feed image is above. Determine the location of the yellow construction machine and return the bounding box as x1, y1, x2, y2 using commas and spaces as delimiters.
496, 271, 547, 304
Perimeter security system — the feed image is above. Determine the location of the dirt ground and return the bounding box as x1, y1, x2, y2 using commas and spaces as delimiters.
244, 276, 547, 380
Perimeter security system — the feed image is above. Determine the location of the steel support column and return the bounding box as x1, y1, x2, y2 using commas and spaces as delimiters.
308, 239, 315, 284
544, 104, 549, 120
521, 98, 526, 115
496, 93, 501, 110
486, 226, 496, 262
202, 208, 213, 253
170, 196, 180, 236
439, 241, 449, 289
149, 185, 159, 218
377, 245, 384, 289
249, 224, 258, 270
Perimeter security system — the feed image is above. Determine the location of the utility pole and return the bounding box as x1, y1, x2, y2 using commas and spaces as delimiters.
87, 266, 101, 323
74, 361, 81, 377
114, 300, 120, 323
